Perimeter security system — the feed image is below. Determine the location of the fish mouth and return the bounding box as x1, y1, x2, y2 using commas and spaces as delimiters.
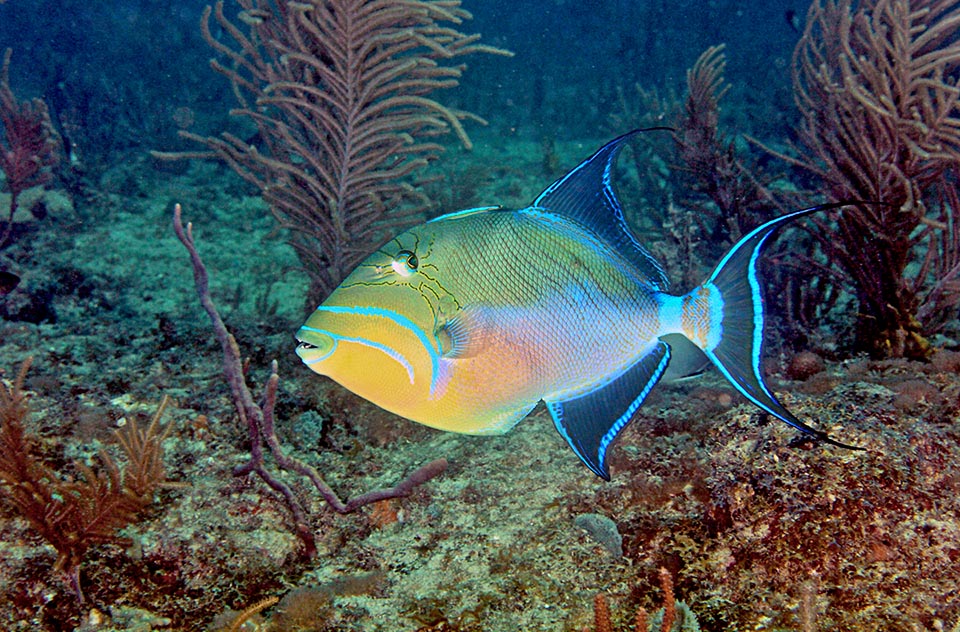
295, 328, 336, 365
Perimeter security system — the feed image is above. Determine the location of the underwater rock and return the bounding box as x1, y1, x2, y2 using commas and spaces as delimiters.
785, 350, 825, 380
573, 512, 623, 559
106, 605, 172, 630
0, 186, 73, 224
0, 270, 18, 295
0, 281, 55, 323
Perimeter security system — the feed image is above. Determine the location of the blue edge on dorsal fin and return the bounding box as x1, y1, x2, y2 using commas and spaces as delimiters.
532, 129, 671, 292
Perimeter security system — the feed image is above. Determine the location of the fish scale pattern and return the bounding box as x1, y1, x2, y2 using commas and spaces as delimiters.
421, 208, 664, 403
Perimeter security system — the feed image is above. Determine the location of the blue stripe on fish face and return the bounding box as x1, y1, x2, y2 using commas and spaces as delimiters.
301, 305, 444, 395
298, 325, 416, 384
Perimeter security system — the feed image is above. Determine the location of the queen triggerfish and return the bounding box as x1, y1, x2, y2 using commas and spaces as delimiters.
296, 131, 857, 479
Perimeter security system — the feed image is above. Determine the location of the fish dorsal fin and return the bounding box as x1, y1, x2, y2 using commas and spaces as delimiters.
531, 130, 669, 291
546, 340, 671, 479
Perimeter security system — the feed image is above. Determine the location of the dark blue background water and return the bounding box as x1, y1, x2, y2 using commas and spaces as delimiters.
0, 0, 808, 167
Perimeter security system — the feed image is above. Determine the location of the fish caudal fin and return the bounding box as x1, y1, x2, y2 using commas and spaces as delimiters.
689, 203, 861, 450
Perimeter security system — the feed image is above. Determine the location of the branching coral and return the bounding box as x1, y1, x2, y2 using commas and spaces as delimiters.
673, 45, 775, 243
780, 0, 960, 357
612, 46, 780, 292
173, 203, 447, 558
0, 359, 175, 602
588, 568, 700, 632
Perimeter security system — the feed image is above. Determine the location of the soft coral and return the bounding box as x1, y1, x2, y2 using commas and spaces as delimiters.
0, 48, 60, 248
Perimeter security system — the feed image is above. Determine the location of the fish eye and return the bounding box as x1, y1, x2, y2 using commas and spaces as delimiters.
391, 250, 419, 277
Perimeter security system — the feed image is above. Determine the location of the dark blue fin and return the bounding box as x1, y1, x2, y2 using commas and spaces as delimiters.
547, 341, 671, 479
703, 202, 861, 450
532, 130, 670, 291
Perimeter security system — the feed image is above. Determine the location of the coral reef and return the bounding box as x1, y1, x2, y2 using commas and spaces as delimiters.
0, 134, 958, 631
1, 2, 960, 628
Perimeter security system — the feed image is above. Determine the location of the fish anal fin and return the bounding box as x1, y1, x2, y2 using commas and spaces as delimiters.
547, 341, 671, 479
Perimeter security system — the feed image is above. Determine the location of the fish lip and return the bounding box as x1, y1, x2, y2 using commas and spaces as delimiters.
295, 328, 336, 364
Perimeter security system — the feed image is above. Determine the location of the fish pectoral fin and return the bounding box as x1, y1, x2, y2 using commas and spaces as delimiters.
547, 341, 671, 480
435, 307, 494, 359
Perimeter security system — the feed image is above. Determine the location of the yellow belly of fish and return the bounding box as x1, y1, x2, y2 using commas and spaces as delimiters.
327, 335, 543, 435
425, 343, 543, 435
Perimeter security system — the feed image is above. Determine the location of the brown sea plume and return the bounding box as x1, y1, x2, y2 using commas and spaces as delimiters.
156, 0, 511, 303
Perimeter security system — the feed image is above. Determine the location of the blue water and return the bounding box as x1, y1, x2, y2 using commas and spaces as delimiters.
0, 0, 806, 151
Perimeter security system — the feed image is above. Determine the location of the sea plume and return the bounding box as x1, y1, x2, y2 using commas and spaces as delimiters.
774, 0, 960, 357
0, 359, 175, 602
156, 0, 510, 301
0, 48, 60, 248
